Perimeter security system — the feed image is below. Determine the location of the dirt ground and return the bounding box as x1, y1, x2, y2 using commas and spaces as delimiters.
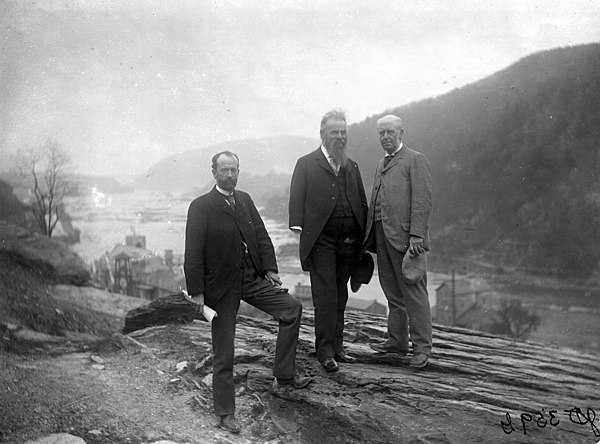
0, 328, 306, 444
0, 282, 307, 444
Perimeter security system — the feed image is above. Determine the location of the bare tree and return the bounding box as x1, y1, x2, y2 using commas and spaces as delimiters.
490, 299, 541, 340
14, 138, 78, 237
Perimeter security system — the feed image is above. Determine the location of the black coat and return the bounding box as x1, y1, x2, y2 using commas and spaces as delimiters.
184, 187, 278, 306
288, 148, 368, 270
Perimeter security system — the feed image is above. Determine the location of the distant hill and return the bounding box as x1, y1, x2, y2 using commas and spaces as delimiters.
133, 135, 318, 198
348, 43, 600, 278
133, 135, 318, 217
133, 44, 600, 279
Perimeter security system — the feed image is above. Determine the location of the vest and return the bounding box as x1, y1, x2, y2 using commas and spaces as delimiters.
374, 181, 383, 221
330, 166, 354, 218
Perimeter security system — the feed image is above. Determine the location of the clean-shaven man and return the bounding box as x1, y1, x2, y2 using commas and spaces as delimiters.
364, 115, 433, 368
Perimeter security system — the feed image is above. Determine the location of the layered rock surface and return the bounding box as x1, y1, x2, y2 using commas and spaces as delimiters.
123, 295, 600, 443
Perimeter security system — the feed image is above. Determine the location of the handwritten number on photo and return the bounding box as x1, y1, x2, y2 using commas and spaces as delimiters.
502, 408, 598, 437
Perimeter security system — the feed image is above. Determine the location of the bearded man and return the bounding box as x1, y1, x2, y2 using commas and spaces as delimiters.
289, 109, 368, 372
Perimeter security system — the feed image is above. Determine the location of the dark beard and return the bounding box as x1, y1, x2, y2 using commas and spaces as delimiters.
329, 144, 348, 168
217, 177, 237, 191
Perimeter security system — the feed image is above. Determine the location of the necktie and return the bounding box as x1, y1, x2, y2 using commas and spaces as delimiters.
225, 194, 235, 207
384, 153, 395, 167
328, 157, 339, 175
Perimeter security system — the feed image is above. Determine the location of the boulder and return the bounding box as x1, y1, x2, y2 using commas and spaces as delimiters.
23, 433, 86, 444
0, 221, 90, 285
122, 292, 201, 334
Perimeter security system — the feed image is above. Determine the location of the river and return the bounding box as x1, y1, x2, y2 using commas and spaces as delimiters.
68, 188, 448, 311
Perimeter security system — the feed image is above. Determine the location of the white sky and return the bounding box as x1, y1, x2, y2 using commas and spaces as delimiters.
1, 0, 600, 177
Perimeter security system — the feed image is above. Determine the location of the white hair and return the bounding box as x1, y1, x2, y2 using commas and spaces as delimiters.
377, 115, 403, 130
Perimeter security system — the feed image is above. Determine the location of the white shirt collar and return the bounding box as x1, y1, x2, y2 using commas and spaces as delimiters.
216, 185, 234, 196
386, 142, 403, 157
320, 145, 332, 160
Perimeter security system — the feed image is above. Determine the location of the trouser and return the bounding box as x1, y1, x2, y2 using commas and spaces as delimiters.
210, 255, 302, 416
374, 221, 432, 356
308, 216, 361, 363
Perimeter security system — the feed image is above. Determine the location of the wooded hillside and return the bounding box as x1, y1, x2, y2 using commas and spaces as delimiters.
348, 43, 600, 278
129, 44, 600, 280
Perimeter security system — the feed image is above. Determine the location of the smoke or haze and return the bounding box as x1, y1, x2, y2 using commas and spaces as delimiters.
2, 0, 599, 177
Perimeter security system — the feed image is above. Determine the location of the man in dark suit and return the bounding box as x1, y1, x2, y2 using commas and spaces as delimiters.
184, 151, 311, 434
289, 110, 368, 372
364, 114, 433, 369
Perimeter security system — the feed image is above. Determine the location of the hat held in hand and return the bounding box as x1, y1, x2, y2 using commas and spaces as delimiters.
350, 252, 375, 293
402, 251, 427, 284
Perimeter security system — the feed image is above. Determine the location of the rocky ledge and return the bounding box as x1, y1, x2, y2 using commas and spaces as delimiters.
0, 221, 90, 285
121, 293, 600, 444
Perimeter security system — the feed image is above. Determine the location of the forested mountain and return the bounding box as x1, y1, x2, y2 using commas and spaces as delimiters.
137, 44, 599, 278
348, 43, 600, 277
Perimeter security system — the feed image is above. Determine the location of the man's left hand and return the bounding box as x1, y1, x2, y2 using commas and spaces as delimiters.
265, 270, 282, 287
409, 236, 425, 256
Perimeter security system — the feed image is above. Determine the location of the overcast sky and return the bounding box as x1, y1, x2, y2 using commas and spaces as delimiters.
2, 0, 600, 177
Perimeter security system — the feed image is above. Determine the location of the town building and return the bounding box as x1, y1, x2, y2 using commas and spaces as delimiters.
434, 278, 498, 330
93, 234, 185, 300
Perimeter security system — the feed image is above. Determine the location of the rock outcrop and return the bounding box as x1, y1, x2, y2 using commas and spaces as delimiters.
0, 221, 90, 285
123, 297, 600, 443
122, 292, 200, 333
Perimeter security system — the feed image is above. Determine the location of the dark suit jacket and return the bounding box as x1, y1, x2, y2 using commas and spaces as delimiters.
184, 187, 278, 306
365, 145, 432, 254
289, 147, 368, 271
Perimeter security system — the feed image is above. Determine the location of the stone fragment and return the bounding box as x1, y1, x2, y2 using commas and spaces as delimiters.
202, 374, 213, 386
175, 361, 188, 373
111, 333, 147, 354
23, 433, 87, 444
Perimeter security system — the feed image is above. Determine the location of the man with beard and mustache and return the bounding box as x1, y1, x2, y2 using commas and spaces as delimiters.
184, 151, 312, 434
289, 110, 368, 372
364, 114, 433, 369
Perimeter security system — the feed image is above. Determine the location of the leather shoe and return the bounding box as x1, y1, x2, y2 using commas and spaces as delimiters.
409, 353, 429, 369
370, 342, 407, 355
321, 357, 339, 372
334, 351, 356, 363
220, 414, 241, 434
277, 375, 313, 389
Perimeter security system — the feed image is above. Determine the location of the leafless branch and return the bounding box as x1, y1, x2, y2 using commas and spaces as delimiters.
11, 138, 79, 237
